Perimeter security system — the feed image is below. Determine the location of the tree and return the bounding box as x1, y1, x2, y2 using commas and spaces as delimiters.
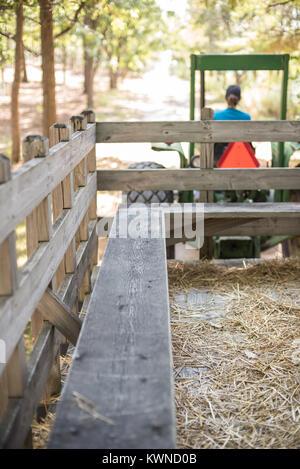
101, 0, 167, 90
38, 0, 56, 137
11, 0, 23, 163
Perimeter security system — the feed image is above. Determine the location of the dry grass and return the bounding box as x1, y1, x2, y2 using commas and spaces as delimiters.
169, 259, 300, 449
31, 353, 73, 449
31, 258, 300, 449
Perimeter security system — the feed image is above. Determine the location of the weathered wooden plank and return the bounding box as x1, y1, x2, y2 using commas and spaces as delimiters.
59, 221, 97, 307
71, 116, 88, 190
0, 370, 8, 420
166, 216, 300, 245
98, 202, 300, 237
164, 202, 300, 219
0, 323, 61, 448
0, 234, 18, 296
0, 222, 97, 448
81, 111, 96, 174
199, 108, 214, 258
0, 156, 27, 420
0, 123, 96, 245
0, 172, 96, 375
49, 207, 175, 449
6, 340, 27, 399
203, 217, 300, 236
97, 167, 300, 192
38, 289, 82, 346
0, 156, 18, 296
96, 120, 300, 143
49, 123, 73, 210
199, 108, 214, 203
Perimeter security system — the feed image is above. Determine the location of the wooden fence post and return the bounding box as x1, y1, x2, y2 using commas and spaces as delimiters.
81, 110, 96, 173
23, 136, 51, 337
70, 115, 88, 191
0, 155, 27, 421
199, 107, 214, 259
82, 110, 98, 270
23, 135, 61, 401
49, 123, 76, 276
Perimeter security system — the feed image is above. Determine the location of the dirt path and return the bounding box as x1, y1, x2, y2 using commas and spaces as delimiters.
0, 53, 190, 167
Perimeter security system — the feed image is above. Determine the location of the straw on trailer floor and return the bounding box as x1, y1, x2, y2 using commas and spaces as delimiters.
169, 258, 300, 449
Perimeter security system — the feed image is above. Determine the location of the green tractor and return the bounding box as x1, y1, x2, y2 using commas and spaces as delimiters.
126, 53, 299, 259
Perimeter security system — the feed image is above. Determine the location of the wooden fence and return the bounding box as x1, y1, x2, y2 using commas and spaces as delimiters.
1, 115, 300, 448
49, 118, 300, 449
0, 110, 98, 448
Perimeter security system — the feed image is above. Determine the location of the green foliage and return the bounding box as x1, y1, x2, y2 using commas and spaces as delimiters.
171, 0, 300, 118
82, 0, 168, 80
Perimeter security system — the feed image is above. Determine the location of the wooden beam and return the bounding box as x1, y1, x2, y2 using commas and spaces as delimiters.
165, 202, 300, 219
48, 207, 175, 449
38, 289, 82, 346
59, 221, 97, 308
97, 168, 300, 192
199, 108, 214, 259
166, 217, 300, 245
96, 120, 300, 143
0, 156, 18, 296
0, 156, 27, 422
0, 323, 61, 448
0, 123, 96, 245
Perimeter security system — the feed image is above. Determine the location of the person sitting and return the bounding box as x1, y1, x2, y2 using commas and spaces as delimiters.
214, 84, 251, 121
214, 85, 251, 164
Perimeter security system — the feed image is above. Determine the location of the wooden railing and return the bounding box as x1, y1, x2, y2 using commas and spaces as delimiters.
1, 116, 300, 448
0, 110, 98, 448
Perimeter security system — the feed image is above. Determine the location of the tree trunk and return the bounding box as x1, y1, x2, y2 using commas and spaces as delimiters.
38, 0, 56, 137
21, 42, 28, 83
62, 44, 67, 85
83, 46, 88, 94
109, 69, 118, 90
85, 55, 94, 108
11, 0, 24, 164
82, 15, 96, 107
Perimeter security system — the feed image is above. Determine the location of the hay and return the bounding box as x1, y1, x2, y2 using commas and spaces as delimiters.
169, 259, 300, 449
31, 354, 73, 449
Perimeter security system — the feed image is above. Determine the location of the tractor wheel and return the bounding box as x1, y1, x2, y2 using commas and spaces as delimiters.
126, 161, 174, 205
125, 161, 174, 258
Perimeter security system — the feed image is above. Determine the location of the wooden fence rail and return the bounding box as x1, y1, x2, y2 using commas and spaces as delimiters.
97, 168, 300, 191
0, 109, 98, 448
1, 116, 300, 448
96, 120, 300, 143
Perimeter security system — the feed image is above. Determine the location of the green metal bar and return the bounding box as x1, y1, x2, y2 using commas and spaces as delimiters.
275, 54, 289, 202
200, 70, 205, 111
189, 54, 196, 162
278, 55, 289, 168
261, 235, 291, 251
194, 54, 288, 71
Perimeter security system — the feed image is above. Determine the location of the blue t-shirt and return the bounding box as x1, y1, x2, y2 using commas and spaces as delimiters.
214, 108, 251, 120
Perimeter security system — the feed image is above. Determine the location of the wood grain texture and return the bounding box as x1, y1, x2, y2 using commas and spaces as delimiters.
0, 222, 97, 448
166, 218, 300, 245
96, 120, 300, 143
199, 108, 214, 258
97, 168, 300, 192
165, 202, 300, 218
0, 172, 96, 376
0, 156, 18, 296
49, 208, 176, 449
38, 289, 82, 346
0, 323, 61, 448
0, 123, 96, 244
